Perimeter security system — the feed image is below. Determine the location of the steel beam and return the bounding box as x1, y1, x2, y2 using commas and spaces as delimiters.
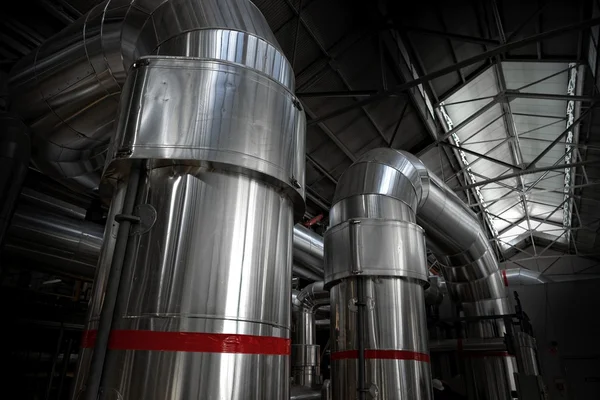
439, 99, 499, 142
458, 160, 600, 190
506, 91, 600, 102
527, 105, 595, 168
297, 90, 379, 98
404, 26, 500, 46
308, 16, 600, 126
440, 141, 520, 170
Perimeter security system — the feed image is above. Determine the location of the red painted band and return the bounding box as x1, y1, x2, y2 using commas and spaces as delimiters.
501, 269, 509, 287
460, 351, 514, 358
331, 349, 430, 363
81, 329, 97, 349
81, 330, 290, 355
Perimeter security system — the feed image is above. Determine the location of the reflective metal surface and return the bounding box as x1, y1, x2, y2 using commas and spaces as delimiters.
99, 167, 293, 399
105, 56, 305, 218
0, 114, 30, 245
326, 172, 431, 399
515, 332, 540, 376
72, 183, 126, 398
328, 148, 516, 399
325, 218, 428, 283
290, 386, 322, 400
330, 278, 432, 399
9, 0, 290, 192
293, 225, 325, 276
19, 188, 87, 220
465, 356, 518, 400
292, 282, 329, 388
504, 268, 552, 285
4, 206, 103, 279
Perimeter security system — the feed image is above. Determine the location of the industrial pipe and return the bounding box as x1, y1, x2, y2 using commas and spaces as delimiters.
12, 0, 307, 398
428, 338, 507, 353
0, 114, 30, 246
323, 148, 523, 399
324, 149, 433, 399
3, 205, 103, 279
9, 0, 287, 193
502, 268, 552, 285
293, 224, 325, 276
292, 282, 329, 388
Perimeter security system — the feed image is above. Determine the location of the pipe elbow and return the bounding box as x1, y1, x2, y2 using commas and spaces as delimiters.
293, 281, 329, 313
331, 148, 430, 212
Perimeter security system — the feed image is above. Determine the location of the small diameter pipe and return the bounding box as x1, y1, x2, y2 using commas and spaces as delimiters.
356, 277, 367, 400
83, 161, 142, 400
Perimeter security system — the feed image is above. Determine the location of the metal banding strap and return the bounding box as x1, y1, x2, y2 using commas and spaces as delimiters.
81, 330, 291, 355
331, 350, 430, 363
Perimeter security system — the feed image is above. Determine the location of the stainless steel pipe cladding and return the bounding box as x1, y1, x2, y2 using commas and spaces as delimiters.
9, 0, 282, 192
325, 195, 432, 397
101, 168, 295, 398
292, 282, 329, 388
91, 27, 304, 400
326, 148, 516, 399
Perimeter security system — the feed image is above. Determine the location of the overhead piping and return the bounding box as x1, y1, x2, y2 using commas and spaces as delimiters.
9, 0, 285, 193
3, 206, 103, 279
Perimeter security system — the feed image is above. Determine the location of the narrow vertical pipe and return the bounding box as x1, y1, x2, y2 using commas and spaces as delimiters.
82, 161, 141, 400
355, 277, 367, 400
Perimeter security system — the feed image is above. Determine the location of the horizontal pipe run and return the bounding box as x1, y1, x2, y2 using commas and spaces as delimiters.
429, 338, 507, 353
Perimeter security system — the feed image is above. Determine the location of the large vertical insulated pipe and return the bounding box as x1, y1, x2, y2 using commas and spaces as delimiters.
325, 148, 517, 399
324, 153, 433, 399
93, 4, 303, 400
12, 0, 305, 398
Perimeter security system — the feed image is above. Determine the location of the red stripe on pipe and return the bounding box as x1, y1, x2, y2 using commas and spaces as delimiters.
331, 349, 430, 363
501, 269, 509, 287
460, 351, 514, 358
81, 329, 97, 349
80, 330, 290, 355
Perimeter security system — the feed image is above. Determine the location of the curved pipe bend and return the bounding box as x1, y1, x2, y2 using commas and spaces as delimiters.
9, 0, 284, 192
333, 148, 511, 317
292, 281, 329, 314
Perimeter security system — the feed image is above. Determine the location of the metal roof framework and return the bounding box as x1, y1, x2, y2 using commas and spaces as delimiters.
3, 0, 600, 269
285, 0, 600, 265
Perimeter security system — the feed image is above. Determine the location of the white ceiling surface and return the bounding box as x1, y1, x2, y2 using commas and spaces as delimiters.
440, 62, 573, 253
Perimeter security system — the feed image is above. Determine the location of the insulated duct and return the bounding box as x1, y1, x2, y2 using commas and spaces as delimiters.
293, 224, 325, 276
12, 0, 308, 398
0, 114, 30, 245
291, 281, 329, 388
324, 148, 519, 399
9, 0, 285, 193
324, 150, 433, 399
3, 206, 103, 279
